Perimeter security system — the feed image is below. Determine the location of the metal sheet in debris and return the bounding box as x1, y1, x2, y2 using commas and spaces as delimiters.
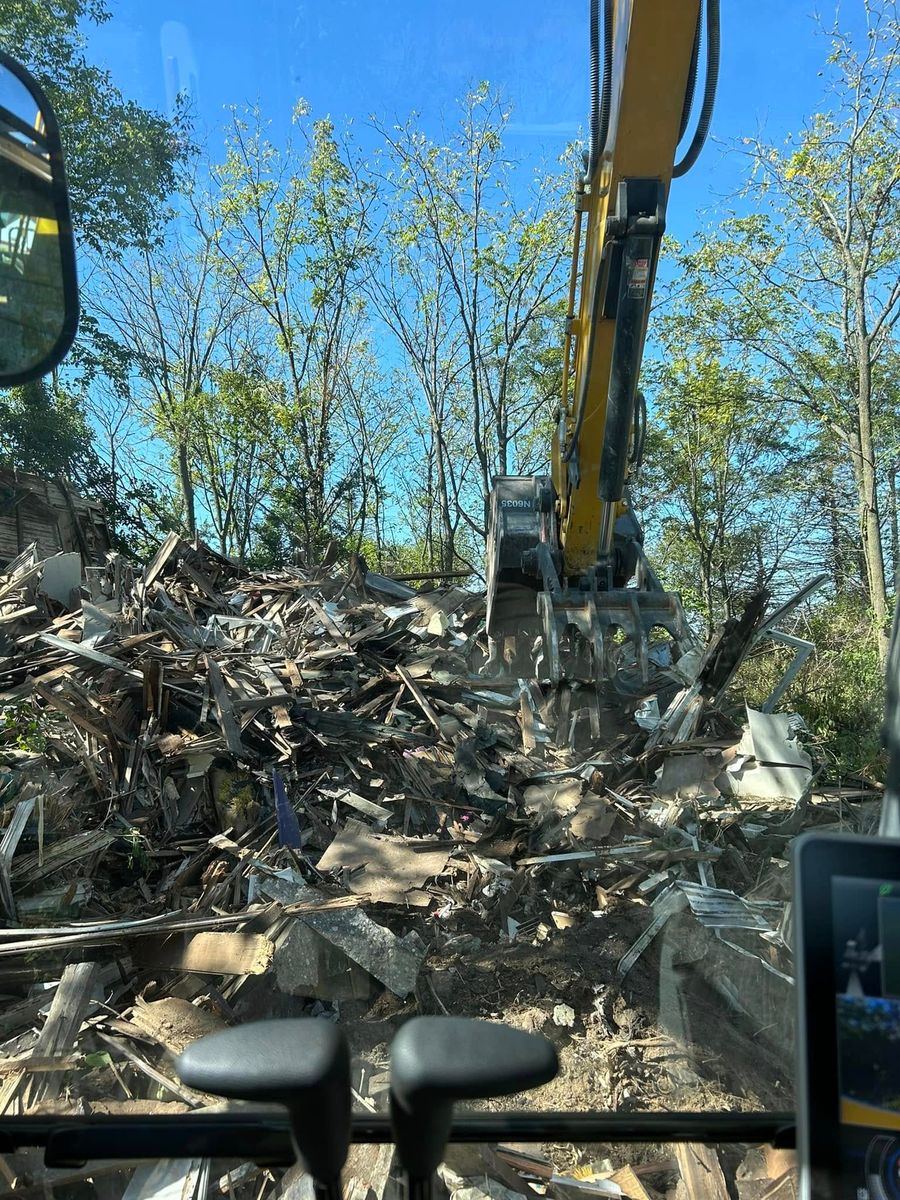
743, 707, 811, 768
677, 881, 778, 931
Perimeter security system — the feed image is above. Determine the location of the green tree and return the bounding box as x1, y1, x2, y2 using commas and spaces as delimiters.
639, 342, 808, 635
0, 0, 185, 543
97, 187, 245, 538
2, 0, 183, 256
184, 363, 278, 562
680, 0, 900, 657
0, 379, 93, 478
372, 85, 570, 552
213, 103, 378, 563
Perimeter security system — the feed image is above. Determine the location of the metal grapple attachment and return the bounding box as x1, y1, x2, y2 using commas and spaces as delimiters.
535, 585, 693, 685
484, 475, 695, 686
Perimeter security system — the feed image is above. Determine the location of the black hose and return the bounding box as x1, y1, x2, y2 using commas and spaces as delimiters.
597, 0, 613, 161
586, 0, 612, 177
587, 0, 600, 175
673, 0, 720, 178
567, 0, 613, 462
678, 5, 702, 143
630, 388, 647, 477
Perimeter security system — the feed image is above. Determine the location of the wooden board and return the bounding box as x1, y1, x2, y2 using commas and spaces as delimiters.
674, 1143, 730, 1200
134, 930, 274, 975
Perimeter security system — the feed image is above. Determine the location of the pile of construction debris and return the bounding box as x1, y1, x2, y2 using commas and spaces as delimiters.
0, 538, 880, 1198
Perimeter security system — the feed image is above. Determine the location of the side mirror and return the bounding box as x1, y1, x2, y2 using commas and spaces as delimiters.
0, 50, 78, 386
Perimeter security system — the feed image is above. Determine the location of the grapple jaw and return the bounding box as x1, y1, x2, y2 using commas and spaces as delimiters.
535, 586, 693, 685
484, 474, 696, 687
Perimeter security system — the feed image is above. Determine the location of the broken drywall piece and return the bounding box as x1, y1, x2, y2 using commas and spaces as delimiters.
274, 918, 372, 1002
39, 552, 82, 607
567, 794, 616, 842
720, 760, 810, 803
81, 600, 117, 648
634, 697, 661, 731
743, 707, 811, 768
654, 752, 722, 800
522, 778, 582, 819
316, 819, 449, 906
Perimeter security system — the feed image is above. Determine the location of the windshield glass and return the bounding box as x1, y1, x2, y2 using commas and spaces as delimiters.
0, 0, 894, 1171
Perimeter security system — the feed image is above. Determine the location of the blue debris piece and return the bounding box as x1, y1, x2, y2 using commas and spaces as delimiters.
272, 768, 302, 848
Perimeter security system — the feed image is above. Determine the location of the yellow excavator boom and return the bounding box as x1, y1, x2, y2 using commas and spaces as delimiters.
485, 0, 719, 684
556, 0, 702, 571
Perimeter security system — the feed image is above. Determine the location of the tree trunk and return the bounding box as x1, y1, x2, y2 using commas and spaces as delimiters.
178, 442, 196, 538
826, 484, 843, 596
433, 420, 455, 573
857, 356, 890, 661
890, 462, 900, 595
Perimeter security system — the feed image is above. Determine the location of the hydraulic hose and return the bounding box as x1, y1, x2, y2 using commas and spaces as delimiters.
587, 0, 600, 175
566, 0, 613, 463
678, 6, 702, 143
563, 255, 606, 465
586, 0, 613, 178
673, 0, 720, 178
630, 388, 647, 477
597, 0, 613, 163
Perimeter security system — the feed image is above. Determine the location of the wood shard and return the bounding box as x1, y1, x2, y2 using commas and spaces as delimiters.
135, 931, 275, 975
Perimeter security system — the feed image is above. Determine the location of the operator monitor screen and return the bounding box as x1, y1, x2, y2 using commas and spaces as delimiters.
833, 874, 900, 1200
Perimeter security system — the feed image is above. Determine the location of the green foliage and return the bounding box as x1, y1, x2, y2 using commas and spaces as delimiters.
124, 827, 149, 874
0, 380, 94, 477
667, 2, 900, 641
371, 85, 571, 552
0, 0, 188, 558
212, 103, 378, 563
0, 701, 48, 753
1, 0, 184, 254
736, 598, 886, 777
639, 273, 811, 633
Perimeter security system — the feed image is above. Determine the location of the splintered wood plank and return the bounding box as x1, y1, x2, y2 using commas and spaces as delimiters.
143, 531, 182, 588
176, 558, 226, 603
0, 605, 38, 624
609, 1165, 653, 1200
282, 659, 303, 690
674, 1143, 730, 1200
33, 682, 113, 743
38, 633, 142, 679
304, 593, 351, 646
11, 828, 115, 885
205, 656, 243, 755
0, 797, 35, 919
395, 665, 442, 733
252, 658, 293, 728
134, 931, 274, 975
27, 961, 100, 1106
519, 687, 536, 754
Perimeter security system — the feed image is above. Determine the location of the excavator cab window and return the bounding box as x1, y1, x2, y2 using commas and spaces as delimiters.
0, 3, 891, 1200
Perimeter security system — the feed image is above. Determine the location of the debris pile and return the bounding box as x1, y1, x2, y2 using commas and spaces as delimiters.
0, 539, 879, 1195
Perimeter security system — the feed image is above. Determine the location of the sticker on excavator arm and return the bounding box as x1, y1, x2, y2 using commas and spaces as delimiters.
627, 257, 650, 298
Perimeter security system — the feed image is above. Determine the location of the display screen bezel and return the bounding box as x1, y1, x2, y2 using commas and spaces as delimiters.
794, 832, 900, 1200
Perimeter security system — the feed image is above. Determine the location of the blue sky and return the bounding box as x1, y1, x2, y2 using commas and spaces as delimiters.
84, 1, 869, 243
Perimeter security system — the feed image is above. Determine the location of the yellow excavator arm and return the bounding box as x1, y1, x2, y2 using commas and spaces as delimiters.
485, 0, 719, 685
